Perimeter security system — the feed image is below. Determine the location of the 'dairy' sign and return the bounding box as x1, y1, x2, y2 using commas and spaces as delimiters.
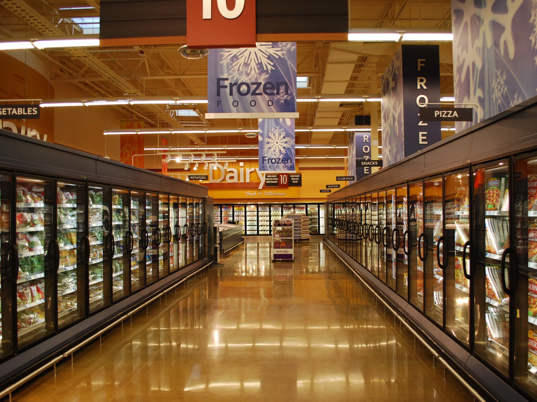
207, 42, 297, 117
187, 0, 256, 49
258, 119, 295, 173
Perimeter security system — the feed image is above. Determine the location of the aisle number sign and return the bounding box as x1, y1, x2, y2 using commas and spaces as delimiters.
187, 0, 256, 49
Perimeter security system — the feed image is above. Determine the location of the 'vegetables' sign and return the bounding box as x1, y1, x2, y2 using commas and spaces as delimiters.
0, 105, 40, 119
187, 0, 256, 49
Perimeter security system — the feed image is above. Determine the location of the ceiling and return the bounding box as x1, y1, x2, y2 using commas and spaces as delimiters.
0, 0, 454, 162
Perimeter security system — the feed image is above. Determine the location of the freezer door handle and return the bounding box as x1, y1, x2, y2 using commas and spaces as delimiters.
375, 225, 381, 245
166, 227, 172, 243
11, 244, 18, 285
436, 236, 447, 270
369, 225, 374, 242
156, 228, 162, 247
110, 234, 116, 259
500, 247, 514, 296
382, 227, 388, 248
54, 239, 60, 272
202, 221, 208, 235
392, 228, 399, 251
174, 224, 180, 238
462, 241, 471, 280
364, 224, 370, 240
418, 233, 428, 262
85, 236, 91, 265
403, 230, 411, 256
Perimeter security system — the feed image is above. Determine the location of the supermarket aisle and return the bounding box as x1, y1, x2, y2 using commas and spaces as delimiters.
14, 239, 473, 401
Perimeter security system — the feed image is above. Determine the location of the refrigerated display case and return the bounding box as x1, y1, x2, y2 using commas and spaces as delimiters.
221, 205, 233, 223
325, 96, 537, 401
0, 128, 211, 386
213, 205, 221, 224
258, 205, 270, 235
307, 205, 319, 235
234, 205, 245, 234
158, 194, 170, 280
246, 205, 257, 235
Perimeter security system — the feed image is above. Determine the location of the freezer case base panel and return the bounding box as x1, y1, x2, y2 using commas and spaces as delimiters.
0, 257, 209, 388
324, 239, 527, 402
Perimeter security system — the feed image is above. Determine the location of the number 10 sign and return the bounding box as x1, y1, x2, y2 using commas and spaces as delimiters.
187, 0, 256, 49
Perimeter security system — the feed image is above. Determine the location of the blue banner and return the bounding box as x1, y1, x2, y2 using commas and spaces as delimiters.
207, 42, 297, 115
354, 132, 372, 181
258, 119, 295, 173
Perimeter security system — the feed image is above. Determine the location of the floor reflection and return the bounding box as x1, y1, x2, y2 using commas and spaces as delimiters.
15, 239, 472, 401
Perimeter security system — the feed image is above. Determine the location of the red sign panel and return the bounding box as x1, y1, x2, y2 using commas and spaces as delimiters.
187, 0, 256, 49
278, 174, 289, 188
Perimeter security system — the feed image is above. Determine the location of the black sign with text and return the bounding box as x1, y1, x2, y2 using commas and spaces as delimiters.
420, 108, 473, 122
326, 184, 340, 189
0, 105, 40, 119
336, 176, 355, 181
289, 174, 302, 187
358, 160, 383, 167
188, 175, 208, 181
320, 189, 331, 193
265, 174, 279, 187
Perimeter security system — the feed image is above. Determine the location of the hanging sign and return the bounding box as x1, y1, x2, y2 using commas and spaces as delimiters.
359, 160, 383, 167
337, 176, 355, 181
0, 105, 40, 119
265, 174, 279, 187
258, 118, 295, 173
420, 108, 473, 122
327, 184, 340, 189
206, 42, 298, 119
189, 175, 208, 181
320, 189, 332, 193
289, 174, 302, 187
187, 0, 256, 49
354, 132, 374, 181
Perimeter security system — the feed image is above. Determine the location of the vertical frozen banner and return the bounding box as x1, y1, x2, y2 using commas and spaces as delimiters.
258, 119, 295, 173
207, 42, 297, 117
355, 132, 372, 181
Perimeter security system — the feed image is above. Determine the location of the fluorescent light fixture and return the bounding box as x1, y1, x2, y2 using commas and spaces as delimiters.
104, 131, 137, 135
378, 155, 383, 158
297, 77, 309, 88
59, 6, 94, 10
130, 100, 174, 105
347, 128, 372, 132
33, 38, 100, 49
441, 127, 456, 131
177, 99, 207, 104
40, 102, 84, 107
348, 33, 401, 42
171, 130, 205, 134
402, 33, 453, 42
0, 41, 34, 50
440, 96, 456, 102
86, 100, 129, 106
319, 98, 365, 103
378, 146, 383, 149
309, 128, 346, 132
366, 98, 382, 102
174, 110, 198, 117
297, 98, 318, 102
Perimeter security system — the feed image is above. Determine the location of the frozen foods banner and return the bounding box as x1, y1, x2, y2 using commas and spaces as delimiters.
452, 0, 537, 131
258, 118, 295, 173
381, 45, 441, 167
354, 132, 372, 181
207, 42, 297, 117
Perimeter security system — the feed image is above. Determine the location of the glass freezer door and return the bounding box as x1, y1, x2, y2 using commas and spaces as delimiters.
409, 181, 424, 311
146, 193, 158, 285
258, 205, 270, 235
378, 191, 386, 283
473, 161, 510, 378
0, 172, 13, 358
213, 205, 221, 224
271, 205, 282, 234
445, 170, 471, 347
396, 185, 409, 299
221, 205, 233, 224
56, 181, 86, 328
424, 177, 443, 326
111, 189, 130, 302
246, 205, 258, 235
234, 205, 245, 235
130, 192, 144, 292
170, 195, 179, 273
158, 194, 170, 278
386, 188, 397, 290
514, 154, 537, 398
88, 185, 111, 314
365, 194, 372, 271
371, 193, 379, 277
15, 176, 54, 348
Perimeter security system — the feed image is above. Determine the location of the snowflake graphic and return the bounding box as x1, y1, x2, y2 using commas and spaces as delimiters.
492, 68, 508, 106
262, 126, 293, 158
222, 43, 284, 78
274, 84, 292, 105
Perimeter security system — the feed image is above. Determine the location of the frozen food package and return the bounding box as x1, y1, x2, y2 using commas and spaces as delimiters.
485, 177, 501, 211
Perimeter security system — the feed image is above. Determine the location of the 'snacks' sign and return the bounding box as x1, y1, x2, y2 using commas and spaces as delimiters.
207, 42, 297, 118
187, 0, 256, 49
0, 105, 40, 119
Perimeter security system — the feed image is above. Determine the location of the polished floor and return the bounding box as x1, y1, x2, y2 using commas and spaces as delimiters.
14, 239, 473, 401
